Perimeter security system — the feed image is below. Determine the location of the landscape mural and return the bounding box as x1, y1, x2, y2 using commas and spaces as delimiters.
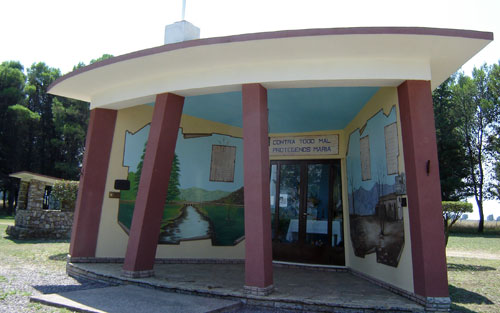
347, 106, 406, 267
118, 124, 245, 246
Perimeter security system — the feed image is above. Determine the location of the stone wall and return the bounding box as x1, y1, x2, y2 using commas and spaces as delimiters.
17, 181, 29, 210
6, 209, 73, 239
26, 179, 46, 210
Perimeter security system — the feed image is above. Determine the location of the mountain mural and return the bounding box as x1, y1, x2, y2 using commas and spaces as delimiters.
211, 187, 244, 205
179, 187, 231, 202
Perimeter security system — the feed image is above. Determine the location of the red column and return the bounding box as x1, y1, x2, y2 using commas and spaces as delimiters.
242, 83, 274, 295
122, 93, 184, 278
398, 81, 449, 298
70, 108, 117, 260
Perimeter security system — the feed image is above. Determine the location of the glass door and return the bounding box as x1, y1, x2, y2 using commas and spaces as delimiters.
270, 159, 344, 265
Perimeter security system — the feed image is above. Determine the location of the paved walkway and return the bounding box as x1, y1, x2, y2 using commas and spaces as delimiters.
32, 285, 241, 313
31, 262, 427, 312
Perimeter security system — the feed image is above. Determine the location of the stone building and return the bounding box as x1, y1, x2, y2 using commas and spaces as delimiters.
6, 171, 74, 239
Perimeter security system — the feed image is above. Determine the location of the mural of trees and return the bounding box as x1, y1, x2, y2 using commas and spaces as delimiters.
134, 141, 180, 201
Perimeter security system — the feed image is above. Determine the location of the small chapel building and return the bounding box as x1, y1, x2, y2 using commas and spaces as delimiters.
48, 24, 493, 309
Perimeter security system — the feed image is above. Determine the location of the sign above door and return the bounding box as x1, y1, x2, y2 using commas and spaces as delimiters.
269, 134, 339, 156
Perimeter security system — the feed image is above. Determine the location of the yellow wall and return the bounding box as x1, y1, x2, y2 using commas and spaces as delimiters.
342, 87, 414, 293
95, 105, 152, 258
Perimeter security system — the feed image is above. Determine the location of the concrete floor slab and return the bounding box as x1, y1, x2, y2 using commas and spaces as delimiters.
31, 285, 241, 313
62, 262, 426, 312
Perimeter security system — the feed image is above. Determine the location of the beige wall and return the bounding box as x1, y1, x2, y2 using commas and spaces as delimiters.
95, 105, 151, 258
342, 87, 414, 293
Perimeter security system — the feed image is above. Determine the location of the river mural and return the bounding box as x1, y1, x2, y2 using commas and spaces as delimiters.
118, 124, 245, 246
346, 106, 406, 267
160, 206, 211, 242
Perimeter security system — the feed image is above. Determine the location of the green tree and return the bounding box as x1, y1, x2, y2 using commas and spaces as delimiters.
442, 201, 473, 245
89, 54, 114, 64
134, 141, 181, 202
134, 143, 147, 194
25, 62, 61, 175
52, 180, 79, 211
433, 77, 469, 200
2, 105, 39, 214
166, 154, 181, 201
453, 64, 500, 233
0, 61, 27, 213
487, 62, 500, 200
49, 56, 110, 179
0, 61, 26, 171
51, 97, 89, 179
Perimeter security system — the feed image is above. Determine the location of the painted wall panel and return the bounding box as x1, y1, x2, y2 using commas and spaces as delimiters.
343, 88, 414, 293
119, 127, 245, 246
95, 104, 246, 258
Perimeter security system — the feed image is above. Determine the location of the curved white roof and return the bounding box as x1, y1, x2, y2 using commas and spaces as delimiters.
48, 27, 493, 110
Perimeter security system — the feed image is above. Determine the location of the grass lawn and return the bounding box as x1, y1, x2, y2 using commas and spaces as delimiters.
0, 216, 14, 226
0, 223, 73, 312
447, 233, 500, 257
0, 223, 69, 272
1, 214, 499, 312
447, 233, 500, 313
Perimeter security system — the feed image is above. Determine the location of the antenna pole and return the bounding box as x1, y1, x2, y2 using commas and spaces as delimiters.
182, 0, 186, 20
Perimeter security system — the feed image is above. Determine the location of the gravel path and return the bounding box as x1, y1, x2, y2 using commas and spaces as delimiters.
447, 249, 500, 260
0, 259, 108, 313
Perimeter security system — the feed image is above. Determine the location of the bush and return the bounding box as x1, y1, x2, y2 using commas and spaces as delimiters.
51, 180, 79, 212
443, 201, 473, 245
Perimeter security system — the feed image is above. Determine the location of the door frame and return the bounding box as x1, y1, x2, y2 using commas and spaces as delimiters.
270, 159, 344, 265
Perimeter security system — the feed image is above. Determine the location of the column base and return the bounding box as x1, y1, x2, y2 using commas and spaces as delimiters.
424, 297, 451, 312
121, 269, 155, 278
244, 284, 274, 296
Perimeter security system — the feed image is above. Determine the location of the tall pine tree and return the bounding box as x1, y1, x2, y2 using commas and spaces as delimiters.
134, 141, 181, 202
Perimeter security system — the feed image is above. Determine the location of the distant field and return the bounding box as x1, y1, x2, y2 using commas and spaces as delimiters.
451, 220, 500, 235
447, 233, 500, 258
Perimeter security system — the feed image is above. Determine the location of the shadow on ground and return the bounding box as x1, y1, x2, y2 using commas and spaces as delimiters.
48, 253, 68, 261
449, 285, 494, 305
32, 277, 111, 294
447, 263, 496, 272
3, 234, 69, 245
450, 303, 481, 313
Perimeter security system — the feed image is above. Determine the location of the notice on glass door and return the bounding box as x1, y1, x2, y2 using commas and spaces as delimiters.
269, 134, 339, 156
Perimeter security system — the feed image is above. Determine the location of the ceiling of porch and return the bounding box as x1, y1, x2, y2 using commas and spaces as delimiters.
182, 87, 379, 133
